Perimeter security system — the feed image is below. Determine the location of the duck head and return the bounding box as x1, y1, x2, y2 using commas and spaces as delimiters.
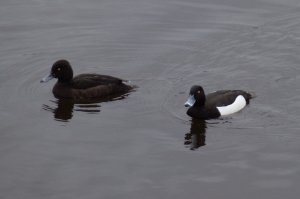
41, 60, 73, 83
184, 85, 205, 107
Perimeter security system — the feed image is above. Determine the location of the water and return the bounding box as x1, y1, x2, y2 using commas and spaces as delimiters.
1, 0, 300, 198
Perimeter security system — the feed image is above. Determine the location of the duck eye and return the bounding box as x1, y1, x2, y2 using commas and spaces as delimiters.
197, 91, 201, 94
57, 68, 61, 71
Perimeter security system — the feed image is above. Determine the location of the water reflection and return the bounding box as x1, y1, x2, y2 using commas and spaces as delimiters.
185, 119, 207, 150
43, 99, 75, 122
42, 92, 131, 122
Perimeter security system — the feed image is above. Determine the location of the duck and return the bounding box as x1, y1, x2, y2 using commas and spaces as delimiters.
41, 60, 133, 100
184, 85, 253, 120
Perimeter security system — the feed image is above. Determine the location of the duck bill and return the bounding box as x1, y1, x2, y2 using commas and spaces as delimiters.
184, 95, 196, 107
40, 73, 54, 83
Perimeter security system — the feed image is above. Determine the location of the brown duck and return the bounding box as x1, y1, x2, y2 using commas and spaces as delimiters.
41, 60, 133, 100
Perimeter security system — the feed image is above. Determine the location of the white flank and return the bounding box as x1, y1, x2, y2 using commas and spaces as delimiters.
216, 95, 246, 116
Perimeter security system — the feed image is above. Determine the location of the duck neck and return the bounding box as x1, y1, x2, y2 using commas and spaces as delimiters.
57, 73, 73, 84
194, 96, 206, 107
58, 79, 72, 84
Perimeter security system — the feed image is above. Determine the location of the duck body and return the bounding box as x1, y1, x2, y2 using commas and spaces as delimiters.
41, 60, 133, 100
185, 85, 252, 120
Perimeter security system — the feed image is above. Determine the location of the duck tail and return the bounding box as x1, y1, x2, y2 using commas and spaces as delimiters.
121, 79, 138, 91
247, 91, 257, 99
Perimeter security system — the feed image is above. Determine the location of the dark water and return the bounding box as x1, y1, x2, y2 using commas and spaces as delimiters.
1, 0, 300, 198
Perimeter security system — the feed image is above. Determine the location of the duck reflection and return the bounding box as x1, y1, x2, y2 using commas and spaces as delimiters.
42, 93, 130, 122
42, 99, 75, 122
185, 119, 207, 150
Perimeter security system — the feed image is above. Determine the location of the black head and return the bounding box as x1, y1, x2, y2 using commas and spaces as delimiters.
41, 60, 74, 83
184, 85, 206, 107
51, 60, 73, 82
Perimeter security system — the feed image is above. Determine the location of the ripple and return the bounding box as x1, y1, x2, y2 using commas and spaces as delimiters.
42, 91, 133, 122
161, 12, 300, 132
255, 179, 292, 189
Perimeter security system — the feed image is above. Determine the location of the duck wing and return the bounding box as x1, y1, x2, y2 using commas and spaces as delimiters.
206, 90, 251, 107
72, 74, 124, 89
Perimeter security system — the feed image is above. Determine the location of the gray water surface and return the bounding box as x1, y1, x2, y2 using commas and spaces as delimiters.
1, 0, 300, 198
